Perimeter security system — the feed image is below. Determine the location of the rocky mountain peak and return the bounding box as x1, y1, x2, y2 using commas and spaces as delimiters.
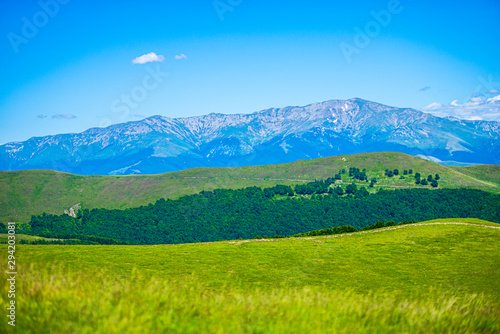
1, 98, 499, 175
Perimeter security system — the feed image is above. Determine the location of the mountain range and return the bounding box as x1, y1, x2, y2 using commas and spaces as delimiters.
1, 98, 499, 175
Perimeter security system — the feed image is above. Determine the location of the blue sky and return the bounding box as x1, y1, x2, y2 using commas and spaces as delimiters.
0, 0, 499, 144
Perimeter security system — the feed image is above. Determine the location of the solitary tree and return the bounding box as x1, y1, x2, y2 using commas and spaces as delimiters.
420, 179, 428, 186
435, 174, 440, 180
431, 180, 438, 188
427, 175, 433, 182
394, 169, 399, 176
409, 169, 413, 174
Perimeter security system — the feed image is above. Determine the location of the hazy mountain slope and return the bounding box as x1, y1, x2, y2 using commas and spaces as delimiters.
1, 152, 499, 223
1, 98, 499, 175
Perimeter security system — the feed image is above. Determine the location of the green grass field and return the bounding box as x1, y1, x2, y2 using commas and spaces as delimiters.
2, 220, 499, 333
1, 152, 500, 223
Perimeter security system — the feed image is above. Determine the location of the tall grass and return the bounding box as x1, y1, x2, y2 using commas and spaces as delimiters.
1, 263, 499, 334
3, 223, 499, 333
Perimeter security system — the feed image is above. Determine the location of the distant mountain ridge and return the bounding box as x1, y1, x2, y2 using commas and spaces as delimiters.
1, 98, 499, 175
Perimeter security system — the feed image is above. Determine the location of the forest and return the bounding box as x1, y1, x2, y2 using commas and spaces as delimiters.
26, 181, 500, 244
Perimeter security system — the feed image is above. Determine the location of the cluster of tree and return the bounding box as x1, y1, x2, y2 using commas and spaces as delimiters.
295, 178, 336, 195
291, 225, 357, 237
384, 169, 416, 178
382, 168, 440, 187
349, 167, 368, 181
290, 220, 418, 238
264, 185, 294, 197
25, 187, 500, 245
415, 173, 440, 187
384, 169, 400, 177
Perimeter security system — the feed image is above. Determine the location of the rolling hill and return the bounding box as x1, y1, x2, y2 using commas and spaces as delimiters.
1, 152, 499, 223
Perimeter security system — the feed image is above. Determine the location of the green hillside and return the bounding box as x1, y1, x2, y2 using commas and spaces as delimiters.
1, 152, 499, 223
5, 221, 500, 333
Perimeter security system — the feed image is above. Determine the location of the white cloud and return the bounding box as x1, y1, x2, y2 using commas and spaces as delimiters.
132, 52, 165, 64
174, 53, 187, 60
422, 102, 443, 111
465, 116, 484, 121
421, 92, 500, 122
487, 94, 500, 103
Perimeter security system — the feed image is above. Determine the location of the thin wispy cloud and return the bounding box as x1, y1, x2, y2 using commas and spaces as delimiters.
418, 86, 431, 92
174, 53, 187, 60
37, 114, 47, 118
422, 91, 500, 122
132, 52, 165, 64
52, 114, 77, 119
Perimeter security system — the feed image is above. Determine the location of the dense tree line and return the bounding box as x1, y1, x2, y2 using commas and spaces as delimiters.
26, 186, 500, 245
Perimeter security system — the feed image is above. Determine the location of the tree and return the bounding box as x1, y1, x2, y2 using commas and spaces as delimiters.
334, 186, 344, 196
355, 186, 369, 198
431, 180, 438, 188
403, 170, 408, 175
435, 174, 440, 180
386, 170, 394, 177
409, 169, 413, 174
414, 172, 421, 179
346, 183, 357, 194
427, 175, 433, 182
264, 188, 274, 198
420, 179, 428, 186
335, 174, 341, 180
393, 169, 399, 176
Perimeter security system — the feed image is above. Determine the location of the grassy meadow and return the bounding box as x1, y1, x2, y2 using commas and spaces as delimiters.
2, 220, 499, 333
